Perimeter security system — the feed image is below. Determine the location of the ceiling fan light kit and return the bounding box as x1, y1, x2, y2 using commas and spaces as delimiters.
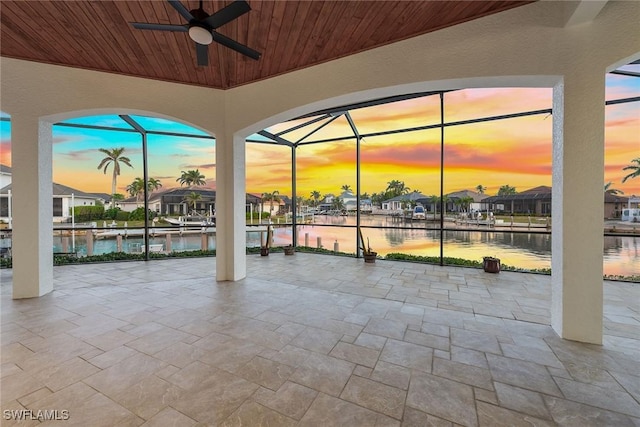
130, 0, 261, 66
188, 25, 213, 45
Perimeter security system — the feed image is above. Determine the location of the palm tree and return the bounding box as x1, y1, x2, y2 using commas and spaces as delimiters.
429, 195, 439, 215
127, 177, 164, 206
622, 158, 640, 183
370, 192, 383, 206
148, 177, 163, 192
386, 180, 410, 198
386, 180, 401, 192
476, 185, 486, 194
460, 196, 475, 213
310, 190, 321, 207
177, 169, 206, 187
97, 147, 133, 207
341, 184, 352, 193
604, 182, 624, 195
126, 177, 145, 206
262, 190, 281, 217
497, 185, 517, 196
440, 195, 450, 213
331, 197, 345, 210
184, 192, 202, 212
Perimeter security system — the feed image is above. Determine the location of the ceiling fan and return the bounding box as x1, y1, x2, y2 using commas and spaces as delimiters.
130, 0, 261, 66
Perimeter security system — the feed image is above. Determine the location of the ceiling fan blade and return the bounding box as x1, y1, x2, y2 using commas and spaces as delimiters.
195, 42, 209, 66
204, 0, 251, 29
212, 32, 260, 60
168, 0, 195, 22
131, 22, 188, 32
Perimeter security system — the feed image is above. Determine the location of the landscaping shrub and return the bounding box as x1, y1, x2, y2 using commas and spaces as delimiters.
72, 205, 104, 222
115, 210, 130, 221
246, 212, 271, 220
104, 207, 120, 220
128, 207, 155, 221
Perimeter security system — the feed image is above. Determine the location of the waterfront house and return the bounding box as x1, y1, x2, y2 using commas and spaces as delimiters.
0, 164, 11, 189
482, 185, 631, 218
335, 191, 372, 213
604, 191, 629, 219
125, 187, 263, 217
149, 187, 217, 216
246, 193, 263, 215
89, 192, 112, 206
445, 190, 486, 213
1, 181, 99, 223
381, 192, 429, 214
482, 186, 552, 215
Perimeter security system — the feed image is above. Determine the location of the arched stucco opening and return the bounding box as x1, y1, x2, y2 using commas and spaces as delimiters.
41, 108, 216, 138
230, 67, 637, 344
236, 75, 560, 139
7, 107, 218, 299
234, 77, 560, 262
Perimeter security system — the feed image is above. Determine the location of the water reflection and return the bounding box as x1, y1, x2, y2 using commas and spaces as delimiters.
34, 216, 639, 278
296, 215, 638, 276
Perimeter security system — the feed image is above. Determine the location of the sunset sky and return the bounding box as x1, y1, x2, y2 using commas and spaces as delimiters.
1, 69, 638, 199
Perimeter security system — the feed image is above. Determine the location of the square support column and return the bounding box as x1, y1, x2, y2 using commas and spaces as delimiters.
215, 131, 247, 281
11, 115, 54, 298
551, 73, 605, 344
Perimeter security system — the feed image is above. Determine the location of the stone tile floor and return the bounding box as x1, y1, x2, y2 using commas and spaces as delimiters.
1, 253, 639, 426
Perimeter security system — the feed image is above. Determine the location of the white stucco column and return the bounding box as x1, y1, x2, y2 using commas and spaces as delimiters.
11, 115, 54, 298
551, 71, 605, 344
215, 131, 247, 281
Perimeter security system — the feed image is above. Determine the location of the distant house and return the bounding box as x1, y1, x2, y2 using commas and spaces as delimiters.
90, 192, 112, 206
381, 192, 429, 212
334, 191, 371, 212
317, 192, 371, 213
482, 186, 552, 215
444, 190, 485, 213
338, 191, 356, 211
318, 194, 335, 212
604, 191, 628, 219
1, 181, 99, 223
0, 164, 11, 189
117, 186, 262, 217
482, 185, 628, 218
246, 193, 262, 214
116, 196, 144, 212
146, 187, 217, 216
258, 194, 285, 216
279, 195, 292, 214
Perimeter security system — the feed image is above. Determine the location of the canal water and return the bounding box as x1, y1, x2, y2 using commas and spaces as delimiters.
49, 215, 639, 278
285, 215, 639, 277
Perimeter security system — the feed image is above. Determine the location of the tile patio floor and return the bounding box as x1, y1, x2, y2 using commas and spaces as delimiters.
1, 253, 639, 426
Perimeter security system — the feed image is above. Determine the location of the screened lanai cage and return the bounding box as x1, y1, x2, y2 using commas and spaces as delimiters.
0, 69, 638, 279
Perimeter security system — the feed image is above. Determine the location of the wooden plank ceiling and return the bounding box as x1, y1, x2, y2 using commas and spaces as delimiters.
1, 1, 533, 89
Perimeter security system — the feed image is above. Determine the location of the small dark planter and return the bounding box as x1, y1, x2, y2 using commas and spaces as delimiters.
363, 252, 377, 263
284, 246, 295, 256
260, 247, 270, 256
483, 256, 500, 273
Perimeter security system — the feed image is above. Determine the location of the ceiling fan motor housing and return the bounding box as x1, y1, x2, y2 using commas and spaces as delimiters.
189, 8, 209, 22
